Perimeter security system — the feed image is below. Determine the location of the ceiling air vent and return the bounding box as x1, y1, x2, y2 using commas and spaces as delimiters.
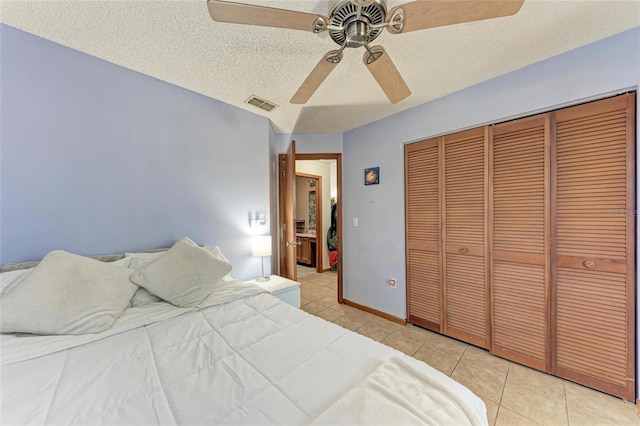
246, 95, 277, 112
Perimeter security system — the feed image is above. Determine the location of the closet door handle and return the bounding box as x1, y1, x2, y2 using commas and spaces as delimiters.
583, 260, 596, 269
458, 247, 468, 254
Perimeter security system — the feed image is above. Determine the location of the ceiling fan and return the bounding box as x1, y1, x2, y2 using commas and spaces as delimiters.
207, 0, 524, 105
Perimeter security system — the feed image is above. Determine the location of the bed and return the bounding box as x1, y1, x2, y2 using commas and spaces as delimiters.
1, 238, 487, 425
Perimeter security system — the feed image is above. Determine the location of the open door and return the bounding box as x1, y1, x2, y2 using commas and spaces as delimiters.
279, 140, 297, 280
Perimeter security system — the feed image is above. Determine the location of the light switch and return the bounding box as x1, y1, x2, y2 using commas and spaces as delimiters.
352, 217, 359, 227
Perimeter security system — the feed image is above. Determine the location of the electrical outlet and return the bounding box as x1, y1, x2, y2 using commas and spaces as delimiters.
387, 278, 397, 289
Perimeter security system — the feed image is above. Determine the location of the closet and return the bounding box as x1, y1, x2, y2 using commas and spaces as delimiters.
405, 93, 635, 400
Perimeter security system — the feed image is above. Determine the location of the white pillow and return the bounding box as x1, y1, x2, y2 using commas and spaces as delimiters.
180, 237, 233, 279
0, 250, 138, 335
125, 252, 165, 306
111, 256, 133, 268
125, 251, 166, 270
129, 240, 232, 308
0, 268, 34, 296
126, 243, 232, 307
207, 246, 233, 279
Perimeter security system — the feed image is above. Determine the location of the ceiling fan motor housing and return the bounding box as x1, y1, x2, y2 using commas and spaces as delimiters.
329, 0, 387, 48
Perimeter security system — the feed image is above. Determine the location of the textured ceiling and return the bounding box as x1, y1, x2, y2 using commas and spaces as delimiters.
2, 0, 639, 133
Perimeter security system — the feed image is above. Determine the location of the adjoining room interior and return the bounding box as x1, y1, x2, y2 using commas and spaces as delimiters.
292, 158, 339, 301
1, 1, 639, 425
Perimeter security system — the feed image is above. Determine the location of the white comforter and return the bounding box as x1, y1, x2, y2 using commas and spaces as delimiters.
1, 283, 487, 425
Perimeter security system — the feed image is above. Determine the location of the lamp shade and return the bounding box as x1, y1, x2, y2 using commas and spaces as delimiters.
252, 235, 272, 257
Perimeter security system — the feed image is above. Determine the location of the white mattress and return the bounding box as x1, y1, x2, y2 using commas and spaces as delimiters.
1, 284, 487, 425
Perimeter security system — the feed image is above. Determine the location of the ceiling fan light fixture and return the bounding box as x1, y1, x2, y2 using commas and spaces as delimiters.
246, 95, 278, 112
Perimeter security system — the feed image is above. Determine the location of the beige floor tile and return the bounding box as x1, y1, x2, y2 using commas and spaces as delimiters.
460, 346, 510, 378
325, 303, 362, 317
412, 347, 461, 376
495, 407, 539, 426
300, 297, 311, 306
567, 406, 626, 426
366, 315, 406, 333
564, 381, 639, 425
353, 323, 391, 342
314, 307, 345, 322
480, 396, 499, 426
381, 333, 423, 356
315, 287, 335, 298
393, 324, 433, 344
331, 315, 364, 331
507, 363, 565, 402
451, 361, 506, 403
300, 288, 323, 304
300, 298, 334, 314
420, 332, 468, 359
356, 311, 389, 326
501, 381, 568, 426
340, 305, 375, 319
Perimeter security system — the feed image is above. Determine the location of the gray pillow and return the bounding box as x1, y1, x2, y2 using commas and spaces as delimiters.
0, 250, 137, 335
129, 239, 232, 308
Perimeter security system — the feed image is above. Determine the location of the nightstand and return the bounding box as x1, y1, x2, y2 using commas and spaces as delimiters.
245, 275, 301, 308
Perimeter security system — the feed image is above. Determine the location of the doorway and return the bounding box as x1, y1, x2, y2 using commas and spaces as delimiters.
278, 151, 343, 304
295, 173, 322, 273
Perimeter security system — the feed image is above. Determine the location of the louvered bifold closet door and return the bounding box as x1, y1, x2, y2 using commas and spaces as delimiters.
553, 94, 635, 400
491, 116, 550, 371
444, 128, 489, 348
405, 138, 442, 332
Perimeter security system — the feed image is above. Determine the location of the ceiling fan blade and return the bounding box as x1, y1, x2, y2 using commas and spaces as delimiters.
363, 46, 411, 104
387, 0, 524, 34
290, 51, 343, 104
207, 0, 327, 32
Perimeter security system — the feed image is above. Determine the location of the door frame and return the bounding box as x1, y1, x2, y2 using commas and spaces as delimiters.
278, 152, 343, 304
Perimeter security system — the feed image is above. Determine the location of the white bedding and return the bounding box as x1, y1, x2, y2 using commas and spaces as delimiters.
1, 282, 487, 425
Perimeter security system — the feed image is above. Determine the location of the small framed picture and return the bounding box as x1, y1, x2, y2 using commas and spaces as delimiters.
364, 167, 380, 185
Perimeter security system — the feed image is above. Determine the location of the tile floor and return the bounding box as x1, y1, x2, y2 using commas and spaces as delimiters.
298, 269, 639, 426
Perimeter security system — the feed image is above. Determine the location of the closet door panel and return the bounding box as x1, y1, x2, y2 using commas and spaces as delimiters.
493, 262, 546, 362
553, 94, 635, 400
445, 253, 486, 345
443, 128, 488, 348
556, 268, 628, 387
491, 116, 549, 370
406, 138, 442, 332
407, 250, 441, 328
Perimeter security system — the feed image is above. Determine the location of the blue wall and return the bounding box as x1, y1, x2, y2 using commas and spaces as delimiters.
0, 24, 272, 280
276, 133, 344, 154
342, 27, 640, 319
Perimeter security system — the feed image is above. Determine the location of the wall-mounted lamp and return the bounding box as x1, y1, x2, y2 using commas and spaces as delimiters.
252, 235, 272, 282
